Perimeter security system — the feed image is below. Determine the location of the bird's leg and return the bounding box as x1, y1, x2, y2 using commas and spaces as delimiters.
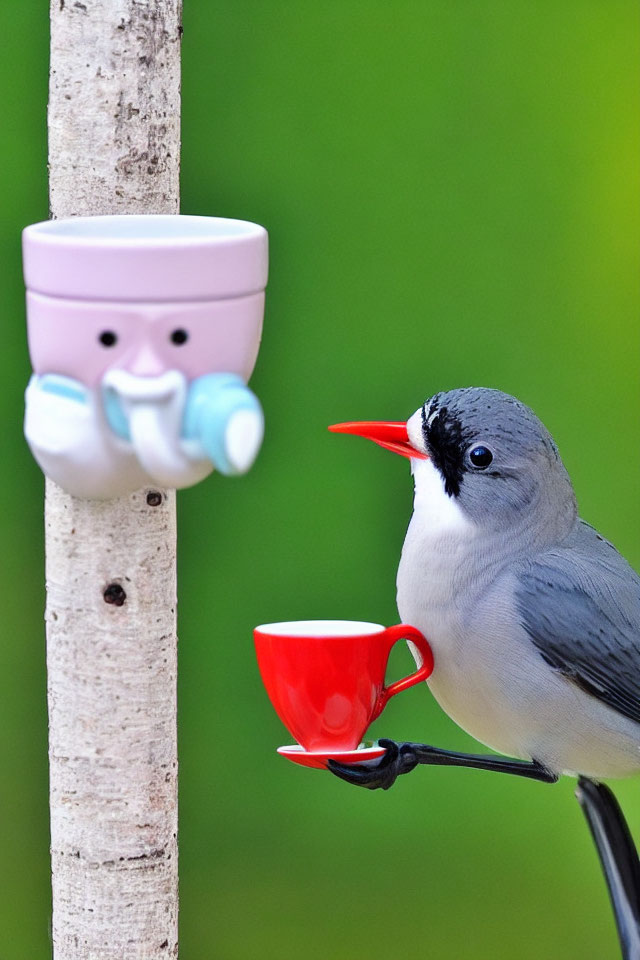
328, 738, 558, 791
576, 778, 640, 960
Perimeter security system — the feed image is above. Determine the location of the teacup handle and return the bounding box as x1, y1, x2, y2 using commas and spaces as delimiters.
373, 624, 434, 719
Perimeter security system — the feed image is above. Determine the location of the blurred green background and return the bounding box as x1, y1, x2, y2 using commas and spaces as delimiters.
0, 1, 638, 957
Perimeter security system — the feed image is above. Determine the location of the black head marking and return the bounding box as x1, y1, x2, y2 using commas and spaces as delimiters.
415, 388, 577, 537
421, 401, 473, 497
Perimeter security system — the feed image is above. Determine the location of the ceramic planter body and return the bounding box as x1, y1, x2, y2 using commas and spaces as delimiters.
23, 215, 268, 498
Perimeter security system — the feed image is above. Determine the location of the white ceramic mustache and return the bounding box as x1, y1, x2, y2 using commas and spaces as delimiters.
102, 369, 204, 487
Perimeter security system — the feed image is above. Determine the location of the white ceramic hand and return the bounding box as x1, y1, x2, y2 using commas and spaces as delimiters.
24, 375, 148, 498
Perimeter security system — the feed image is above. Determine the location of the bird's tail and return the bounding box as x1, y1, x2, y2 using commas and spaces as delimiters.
576, 778, 640, 960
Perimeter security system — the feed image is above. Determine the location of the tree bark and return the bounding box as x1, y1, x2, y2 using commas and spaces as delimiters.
47, 2, 182, 957
49, 0, 181, 218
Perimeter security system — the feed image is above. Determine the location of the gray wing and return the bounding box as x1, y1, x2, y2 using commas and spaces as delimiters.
515, 520, 640, 726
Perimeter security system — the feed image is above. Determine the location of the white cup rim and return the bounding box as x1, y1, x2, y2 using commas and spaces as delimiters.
255, 619, 385, 637
24, 214, 266, 246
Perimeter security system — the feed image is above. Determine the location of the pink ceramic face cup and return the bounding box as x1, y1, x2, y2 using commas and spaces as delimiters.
23, 214, 268, 388
22, 214, 268, 498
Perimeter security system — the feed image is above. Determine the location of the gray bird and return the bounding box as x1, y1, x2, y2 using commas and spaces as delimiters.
329, 387, 640, 958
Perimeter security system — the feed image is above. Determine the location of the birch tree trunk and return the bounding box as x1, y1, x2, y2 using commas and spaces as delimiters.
47, 2, 182, 957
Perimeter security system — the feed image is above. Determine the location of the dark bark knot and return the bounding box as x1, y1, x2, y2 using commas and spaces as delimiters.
103, 583, 127, 606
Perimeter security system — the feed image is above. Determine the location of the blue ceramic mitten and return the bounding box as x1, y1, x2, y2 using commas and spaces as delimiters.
182, 373, 264, 475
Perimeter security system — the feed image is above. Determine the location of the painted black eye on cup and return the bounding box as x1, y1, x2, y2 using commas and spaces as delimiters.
99, 331, 118, 347
170, 328, 189, 345
469, 445, 493, 468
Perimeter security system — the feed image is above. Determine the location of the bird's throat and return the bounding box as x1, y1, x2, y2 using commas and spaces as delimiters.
410, 457, 473, 537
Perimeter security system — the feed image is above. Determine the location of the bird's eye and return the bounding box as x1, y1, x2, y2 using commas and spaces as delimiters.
99, 331, 118, 347
170, 328, 189, 345
469, 445, 493, 468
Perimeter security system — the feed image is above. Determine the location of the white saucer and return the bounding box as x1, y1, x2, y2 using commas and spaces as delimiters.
277, 743, 386, 770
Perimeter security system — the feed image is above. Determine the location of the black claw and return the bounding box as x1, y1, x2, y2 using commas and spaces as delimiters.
327, 739, 557, 790
328, 740, 417, 791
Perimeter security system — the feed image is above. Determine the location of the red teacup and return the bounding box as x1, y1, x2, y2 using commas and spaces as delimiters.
253, 620, 434, 754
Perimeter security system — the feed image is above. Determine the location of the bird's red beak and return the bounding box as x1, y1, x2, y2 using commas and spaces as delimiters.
328, 421, 428, 460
